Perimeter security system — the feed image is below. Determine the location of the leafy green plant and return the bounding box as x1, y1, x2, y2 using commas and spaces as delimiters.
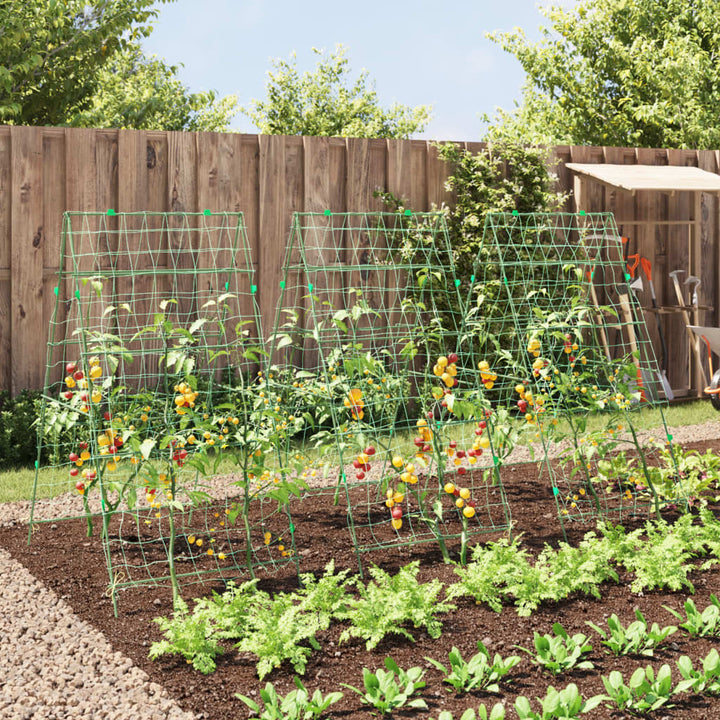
586, 610, 676, 657
338, 562, 454, 650
342, 657, 428, 715
148, 598, 225, 674
447, 537, 529, 612
236, 590, 326, 679
430, 705, 506, 720
296, 560, 354, 621
516, 623, 594, 676
601, 665, 675, 714
426, 640, 521, 693
515, 683, 605, 719
236, 677, 343, 720
675, 649, 720, 695
448, 532, 617, 617
664, 595, 720, 638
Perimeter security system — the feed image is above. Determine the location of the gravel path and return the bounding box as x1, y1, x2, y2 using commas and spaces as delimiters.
0, 547, 197, 720
1, 417, 719, 719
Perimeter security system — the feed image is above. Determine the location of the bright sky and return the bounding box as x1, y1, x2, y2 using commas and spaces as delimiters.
142, 0, 577, 141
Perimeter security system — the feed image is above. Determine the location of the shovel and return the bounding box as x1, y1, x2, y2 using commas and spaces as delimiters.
639, 257, 674, 400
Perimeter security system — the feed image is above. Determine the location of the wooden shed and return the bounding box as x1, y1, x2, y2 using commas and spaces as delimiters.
567, 162, 720, 399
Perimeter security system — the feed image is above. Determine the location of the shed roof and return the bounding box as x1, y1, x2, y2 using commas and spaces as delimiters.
565, 163, 720, 194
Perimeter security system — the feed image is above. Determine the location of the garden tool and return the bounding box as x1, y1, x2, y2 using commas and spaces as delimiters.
626, 254, 643, 293
685, 275, 701, 308
669, 269, 708, 387
639, 257, 673, 400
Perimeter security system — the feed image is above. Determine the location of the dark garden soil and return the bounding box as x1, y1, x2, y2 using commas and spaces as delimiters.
3, 439, 720, 719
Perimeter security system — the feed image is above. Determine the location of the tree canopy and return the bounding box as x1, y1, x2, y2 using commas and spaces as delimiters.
485, 0, 720, 149
242, 45, 431, 139
70, 45, 237, 131
0, 0, 236, 131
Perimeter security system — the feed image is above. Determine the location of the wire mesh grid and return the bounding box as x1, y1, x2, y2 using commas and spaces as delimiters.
31, 211, 297, 603
469, 211, 686, 525
267, 211, 513, 568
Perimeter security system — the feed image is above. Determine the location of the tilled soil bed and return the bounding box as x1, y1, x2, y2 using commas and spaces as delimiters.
3, 436, 720, 719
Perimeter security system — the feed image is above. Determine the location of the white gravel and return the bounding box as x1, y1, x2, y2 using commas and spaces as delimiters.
0, 547, 198, 720
0, 417, 719, 719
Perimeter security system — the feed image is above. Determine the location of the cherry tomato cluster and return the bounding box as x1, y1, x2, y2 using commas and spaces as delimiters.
443, 481, 477, 518
352, 445, 375, 481
432, 353, 459, 389
63, 359, 104, 412
478, 359, 497, 389
385, 487, 405, 529
68, 442, 94, 494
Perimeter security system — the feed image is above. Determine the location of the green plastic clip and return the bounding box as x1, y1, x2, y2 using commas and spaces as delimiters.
308, 283, 314, 292
53, 287, 59, 296
250, 284, 257, 294
289, 523, 295, 534
493, 457, 500, 466
323, 209, 332, 216
624, 273, 631, 282
667, 434, 673, 442
512, 210, 519, 216
279, 280, 286, 289
35, 460, 39, 469
404, 209, 412, 216
503, 276, 509, 286
454, 279, 461, 288
75, 290, 81, 300
203, 209, 211, 216
224, 282, 229, 291
552, 486, 559, 496
106, 209, 116, 216
470, 274, 475, 283
579, 210, 586, 216
341, 472, 346, 481
590, 271, 595, 281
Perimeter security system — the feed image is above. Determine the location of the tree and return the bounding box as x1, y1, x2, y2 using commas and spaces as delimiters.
70, 45, 238, 131
0, 0, 166, 125
242, 45, 431, 139
485, 0, 720, 149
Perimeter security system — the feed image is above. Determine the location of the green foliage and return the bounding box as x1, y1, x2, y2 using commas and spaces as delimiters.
70, 43, 238, 131
515, 683, 605, 719
485, 0, 720, 150
0, 0, 164, 124
148, 598, 224, 675
338, 562, 455, 650
236, 677, 343, 720
236, 589, 326, 679
586, 609, 677, 657
597, 518, 696, 593
191, 579, 262, 641
430, 706, 505, 720
0, 390, 45, 469
448, 532, 617, 616
601, 664, 676, 714
425, 640, 520, 694
439, 142, 566, 282
664, 595, 720, 638
342, 657, 428, 715
675, 649, 720, 695
296, 560, 354, 621
242, 44, 431, 138
516, 623, 594, 676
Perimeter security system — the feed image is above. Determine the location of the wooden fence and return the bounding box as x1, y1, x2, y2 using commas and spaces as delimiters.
1, 125, 718, 394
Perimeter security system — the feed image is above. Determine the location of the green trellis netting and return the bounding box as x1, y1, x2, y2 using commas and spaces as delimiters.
468, 211, 686, 527
31, 211, 297, 608
267, 211, 513, 571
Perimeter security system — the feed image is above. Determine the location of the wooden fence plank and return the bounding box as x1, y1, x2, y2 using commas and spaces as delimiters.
42, 129, 67, 389
10, 126, 45, 392
0, 127, 10, 391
